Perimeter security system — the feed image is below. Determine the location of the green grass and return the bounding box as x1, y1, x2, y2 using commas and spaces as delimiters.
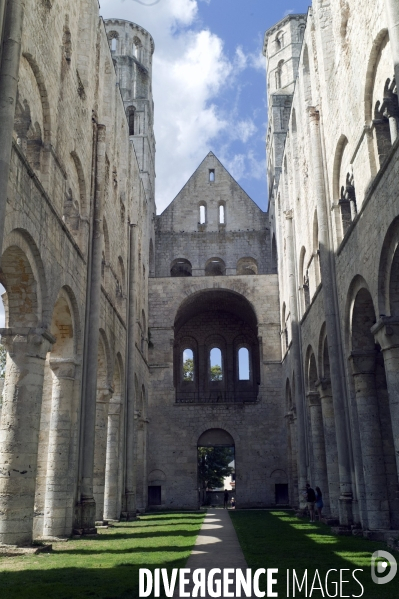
0, 512, 204, 599
230, 510, 397, 598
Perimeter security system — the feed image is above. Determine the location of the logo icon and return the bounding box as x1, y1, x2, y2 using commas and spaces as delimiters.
371, 550, 397, 585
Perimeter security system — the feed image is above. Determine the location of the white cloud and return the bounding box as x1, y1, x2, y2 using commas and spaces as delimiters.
100, 0, 265, 212
284, 9, 294, 16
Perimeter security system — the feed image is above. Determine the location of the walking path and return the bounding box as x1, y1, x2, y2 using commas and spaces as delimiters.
174, 508, 254, 598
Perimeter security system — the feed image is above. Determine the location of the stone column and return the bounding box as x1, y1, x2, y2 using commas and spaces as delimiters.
79, 124, 106, 532
349, 351, 391, 530
93, 386, 113, 522
307, 391, 330, 515
125, 223, 137, 517
285, 211, 308, 505
384, 0, 399, 88
0, 0, 25, 253
42, 358, 77, 539
372, 317, 399, 485
285, 410, 298, 507
316, 379, 340, 519
308, 107, 353, 525
0, 328, 54, 546
103, 396, 122, 521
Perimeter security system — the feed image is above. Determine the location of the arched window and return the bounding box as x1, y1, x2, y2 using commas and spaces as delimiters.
237, 257, 258, 275
170, 258, 192, 277
199, 204, 206, 224
111, 38, 117, 52
182, 349, 194, 382
219, 204, 225, 224
133, 36, 142, 61
205, 258, 226, 276
127, 106, 135, 136
275, 31, 284, 49
298, 24, 305, 42
238, 347, 250, 381
209, 169, 215, 182
210, 348, 223, 381
275, 60, 283, 90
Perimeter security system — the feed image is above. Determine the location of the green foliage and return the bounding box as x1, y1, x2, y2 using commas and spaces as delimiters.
183, 357, 194, 381
0, 344, 6, 379
198, 446, 234, 490
210, 364, 223, 381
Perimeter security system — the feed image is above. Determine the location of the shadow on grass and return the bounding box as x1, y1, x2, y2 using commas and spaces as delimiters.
0, 561, 186, 599
230, 510, 396, 599
0, 512, 204, 599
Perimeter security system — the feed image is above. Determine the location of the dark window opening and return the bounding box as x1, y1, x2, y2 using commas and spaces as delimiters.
209, 169, 215, 182
275, 484, 289, 505
148, 486, 162, 506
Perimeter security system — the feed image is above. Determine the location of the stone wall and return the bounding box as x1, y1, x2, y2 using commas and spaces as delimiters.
268, 0, 399, 532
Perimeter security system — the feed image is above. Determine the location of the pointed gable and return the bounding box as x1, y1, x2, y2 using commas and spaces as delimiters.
157, 152, 267, 233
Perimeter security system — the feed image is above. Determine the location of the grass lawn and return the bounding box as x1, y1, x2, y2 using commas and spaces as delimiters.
0, 512, 204, 599
230, 510, 397, 599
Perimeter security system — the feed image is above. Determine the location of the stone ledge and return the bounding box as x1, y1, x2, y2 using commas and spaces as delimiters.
0, 543, 52, 556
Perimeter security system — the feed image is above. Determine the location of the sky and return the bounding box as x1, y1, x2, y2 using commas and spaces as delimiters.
99, 0, 310, 214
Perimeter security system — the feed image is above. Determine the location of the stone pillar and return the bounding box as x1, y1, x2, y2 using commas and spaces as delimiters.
0, 328, 54, 546
316, 379, 340, 519
307, 391, 330, 515
0, 0, 25, 253
372, 317, 399, 486
285, 211, 307, 504
79, 124, 106, 532
285, 410, 298, 507
308, 107, 353, 525
349, 351, 391, 530
103, 396, 122, 521
42, 358, 77, 539
94, 386, 113, 522
384, 0, 399, 88
125, 223, 137, 518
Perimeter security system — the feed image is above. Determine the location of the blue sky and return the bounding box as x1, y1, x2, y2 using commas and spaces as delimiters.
100, 0, 310, 213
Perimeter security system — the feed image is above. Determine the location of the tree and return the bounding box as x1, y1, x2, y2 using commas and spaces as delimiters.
210, 364, 223, 381
183, 358, 194, 381
198, 446, 234, 503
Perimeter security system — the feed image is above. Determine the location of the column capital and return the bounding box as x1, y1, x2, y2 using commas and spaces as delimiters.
371, 316, 399, 351
108, 395, 122, 416
49, 357, 79, 379
284, 209, 294, 220
96, 385, 114, 404
349, 350, 376, 375
307, 106, 320, 122
307, 391, 321, 407
0, 327, 55, 359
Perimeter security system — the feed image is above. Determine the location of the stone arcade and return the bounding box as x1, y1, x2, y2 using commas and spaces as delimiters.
0, 0, 397, 547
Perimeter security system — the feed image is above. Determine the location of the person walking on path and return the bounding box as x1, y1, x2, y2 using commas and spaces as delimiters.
306, 483, 316, 522
223, 489, 229, 509
315, 486, 323, 521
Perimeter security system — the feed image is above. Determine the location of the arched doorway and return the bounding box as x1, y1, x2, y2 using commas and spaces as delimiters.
197, 429, 235, 507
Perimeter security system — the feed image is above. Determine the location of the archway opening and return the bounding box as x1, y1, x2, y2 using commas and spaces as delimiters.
197, 429, 235, 507
174, 289, 260, 403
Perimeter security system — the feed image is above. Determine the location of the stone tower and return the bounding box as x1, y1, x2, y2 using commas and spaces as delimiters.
263, 13, 307, 201
104, 19, 156, 203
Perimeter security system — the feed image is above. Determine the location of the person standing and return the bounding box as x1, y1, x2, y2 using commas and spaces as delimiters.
306, 483, 316, 522
315, 486, 323, 521
223, 489, 229, 509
